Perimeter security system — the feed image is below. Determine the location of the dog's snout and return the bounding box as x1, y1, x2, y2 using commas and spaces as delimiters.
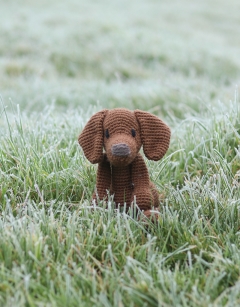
111, 143, 131, 157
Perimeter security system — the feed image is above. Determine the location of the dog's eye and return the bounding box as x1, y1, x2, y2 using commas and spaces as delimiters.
131, 129, 136, 137
105, 129, 110, 139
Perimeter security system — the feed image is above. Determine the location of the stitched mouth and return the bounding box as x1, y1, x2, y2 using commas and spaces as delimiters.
111, 143, 131, 157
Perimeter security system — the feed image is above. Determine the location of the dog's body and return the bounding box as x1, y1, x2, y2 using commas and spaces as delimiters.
79, 108, 171, 217
95, 153, 159, 211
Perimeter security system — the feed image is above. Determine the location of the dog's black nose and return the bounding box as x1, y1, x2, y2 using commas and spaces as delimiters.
111, 143, 131, 157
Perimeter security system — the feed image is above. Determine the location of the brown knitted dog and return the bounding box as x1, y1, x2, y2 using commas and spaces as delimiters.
78, 108, 171, 218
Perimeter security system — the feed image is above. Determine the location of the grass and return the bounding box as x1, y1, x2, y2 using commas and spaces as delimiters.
0, 0, 240, 306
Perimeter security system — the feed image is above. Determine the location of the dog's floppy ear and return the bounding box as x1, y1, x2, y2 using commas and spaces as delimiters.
134, 110, 171, 161
78, 109, 108, 164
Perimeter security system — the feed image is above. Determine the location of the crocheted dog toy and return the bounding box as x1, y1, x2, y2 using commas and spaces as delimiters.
78, 108, 171, 218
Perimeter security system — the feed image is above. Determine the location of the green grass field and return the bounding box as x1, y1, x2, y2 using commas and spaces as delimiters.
0, 0, 240, 306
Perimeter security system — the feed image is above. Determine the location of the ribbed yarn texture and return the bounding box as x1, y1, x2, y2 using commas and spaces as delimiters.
79, 108, 171, 216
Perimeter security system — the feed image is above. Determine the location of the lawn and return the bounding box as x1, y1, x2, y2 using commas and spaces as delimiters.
0, 0, 240, 306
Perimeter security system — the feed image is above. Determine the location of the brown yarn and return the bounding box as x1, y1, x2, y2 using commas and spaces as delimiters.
78, 108, 171, 218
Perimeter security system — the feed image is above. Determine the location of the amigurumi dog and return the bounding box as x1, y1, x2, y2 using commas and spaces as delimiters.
78, 108, 171, 218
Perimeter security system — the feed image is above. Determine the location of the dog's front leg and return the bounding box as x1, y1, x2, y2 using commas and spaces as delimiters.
92, 153, 112, 203
131, 154, 159, 219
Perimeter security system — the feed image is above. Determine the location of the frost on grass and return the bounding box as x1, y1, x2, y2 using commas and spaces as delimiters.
0, 0, 240, 305
0, 96, 240, 306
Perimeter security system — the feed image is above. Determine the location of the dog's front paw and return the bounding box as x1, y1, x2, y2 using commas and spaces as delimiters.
141, 208, 160, 223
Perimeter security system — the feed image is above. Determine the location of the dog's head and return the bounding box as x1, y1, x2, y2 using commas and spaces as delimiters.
79, 108, 171, 167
